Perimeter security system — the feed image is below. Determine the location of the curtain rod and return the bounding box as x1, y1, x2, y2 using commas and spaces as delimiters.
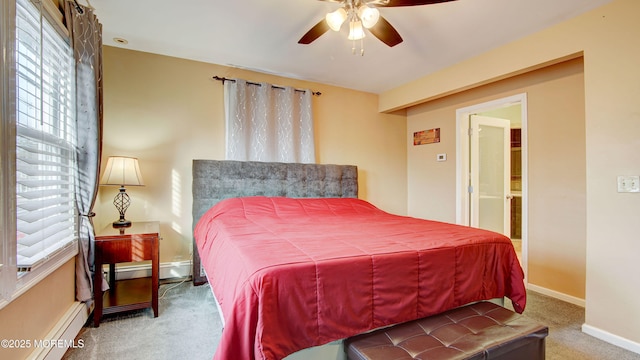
213, 76, 321, 96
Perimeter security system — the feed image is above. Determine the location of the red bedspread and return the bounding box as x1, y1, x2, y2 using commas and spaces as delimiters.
194, 197, 526, 360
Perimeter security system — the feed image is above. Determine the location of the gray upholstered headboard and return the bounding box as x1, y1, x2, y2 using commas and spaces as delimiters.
191, 160, 358, 285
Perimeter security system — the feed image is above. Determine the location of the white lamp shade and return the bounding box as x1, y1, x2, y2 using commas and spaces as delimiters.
326, 8, 347, 31
348, 20, 366, 40
100, 156, 145, 186
358, 6, 380, 29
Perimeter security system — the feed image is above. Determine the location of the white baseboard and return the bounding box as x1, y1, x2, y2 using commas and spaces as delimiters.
27, 301, 89, 360
526, 283, 585, 307
104, 260, 192, 281
582, 324, 640, 355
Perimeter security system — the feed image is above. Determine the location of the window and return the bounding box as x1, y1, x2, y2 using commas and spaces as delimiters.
0, 0, 78, 307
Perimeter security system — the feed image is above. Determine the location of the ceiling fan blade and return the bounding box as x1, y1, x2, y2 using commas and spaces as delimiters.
382, 0, 457, 7
298, 20, 331, 44
368, 16, 403, 47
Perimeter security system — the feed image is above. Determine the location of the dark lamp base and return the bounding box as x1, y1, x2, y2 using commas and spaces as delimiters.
112, 219, 132, 228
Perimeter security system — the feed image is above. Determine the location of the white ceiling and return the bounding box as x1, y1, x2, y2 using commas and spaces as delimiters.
89, 0, 611, 94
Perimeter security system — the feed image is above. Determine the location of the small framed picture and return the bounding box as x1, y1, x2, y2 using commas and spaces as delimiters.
414, 128, 440, 145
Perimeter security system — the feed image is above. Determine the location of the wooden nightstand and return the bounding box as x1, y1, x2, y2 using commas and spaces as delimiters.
93, 221, 159, 326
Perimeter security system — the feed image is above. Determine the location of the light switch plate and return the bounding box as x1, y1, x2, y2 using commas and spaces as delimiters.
617, 175, 640, 193
436, 153, 447, 162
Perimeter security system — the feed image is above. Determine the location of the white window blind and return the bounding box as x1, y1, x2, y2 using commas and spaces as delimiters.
15, 0, 77, 272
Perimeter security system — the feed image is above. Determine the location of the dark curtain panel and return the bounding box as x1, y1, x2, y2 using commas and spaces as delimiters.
64, 1, 103, 303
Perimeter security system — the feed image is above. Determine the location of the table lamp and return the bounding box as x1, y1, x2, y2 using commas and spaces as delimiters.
100, 156, 144, 227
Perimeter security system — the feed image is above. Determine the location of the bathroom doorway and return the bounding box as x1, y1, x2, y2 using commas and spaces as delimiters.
455, 94, 527, 278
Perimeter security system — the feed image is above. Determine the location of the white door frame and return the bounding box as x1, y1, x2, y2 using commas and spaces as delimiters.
455, 93, 528, 281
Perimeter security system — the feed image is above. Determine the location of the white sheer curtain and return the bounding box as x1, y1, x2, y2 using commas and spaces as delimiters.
224, 79, 315, 163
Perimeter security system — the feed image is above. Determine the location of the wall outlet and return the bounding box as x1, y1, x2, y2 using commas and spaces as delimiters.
436, 153, 447, 162
617, 175, 640, 193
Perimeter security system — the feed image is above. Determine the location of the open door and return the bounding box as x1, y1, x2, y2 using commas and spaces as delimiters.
470, 115, 511, 236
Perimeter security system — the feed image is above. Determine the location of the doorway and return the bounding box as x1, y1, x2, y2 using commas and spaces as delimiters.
469, 115, 511, 236
455, 93, 528, 280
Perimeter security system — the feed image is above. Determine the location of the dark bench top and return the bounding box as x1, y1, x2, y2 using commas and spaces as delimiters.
345, 301, 548, 360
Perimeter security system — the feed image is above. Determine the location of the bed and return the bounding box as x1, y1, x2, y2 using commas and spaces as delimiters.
192, 160, 526, 360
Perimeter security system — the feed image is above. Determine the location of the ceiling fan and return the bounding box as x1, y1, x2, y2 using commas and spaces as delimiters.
298, 0, 458, 49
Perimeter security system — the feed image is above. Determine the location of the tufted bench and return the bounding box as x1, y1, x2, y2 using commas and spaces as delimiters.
345, 301, 548, 360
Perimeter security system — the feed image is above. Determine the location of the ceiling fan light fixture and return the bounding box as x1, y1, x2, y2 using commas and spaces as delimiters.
326, 8, 348, 31
348, 20, 366, 40
357, 5, 380, 29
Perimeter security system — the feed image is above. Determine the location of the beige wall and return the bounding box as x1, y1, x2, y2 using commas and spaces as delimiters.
95, 46, 407, 265
407, 58, 586, 300
0, 260, 75, 360
383, 0, 640, 350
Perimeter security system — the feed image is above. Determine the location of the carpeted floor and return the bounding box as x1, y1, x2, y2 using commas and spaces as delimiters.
63, 281, 640, 360
63, 280, 221, 360
503, 292, 640, 360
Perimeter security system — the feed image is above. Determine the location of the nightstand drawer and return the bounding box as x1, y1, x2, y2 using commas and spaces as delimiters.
96, 236, 156, 263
